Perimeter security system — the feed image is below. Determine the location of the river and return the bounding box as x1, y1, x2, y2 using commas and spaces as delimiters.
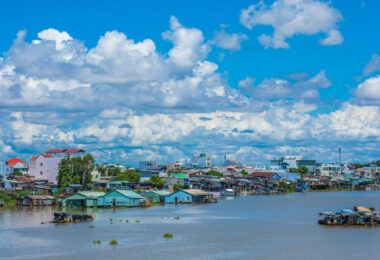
1, 191, 380, 260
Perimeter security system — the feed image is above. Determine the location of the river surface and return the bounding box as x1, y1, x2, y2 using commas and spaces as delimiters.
1, 191, 380, 260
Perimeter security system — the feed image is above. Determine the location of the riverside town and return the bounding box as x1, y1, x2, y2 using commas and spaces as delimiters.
1, 148, 380, 209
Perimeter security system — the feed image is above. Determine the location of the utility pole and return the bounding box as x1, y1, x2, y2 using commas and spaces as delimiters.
339, 147, 342, 175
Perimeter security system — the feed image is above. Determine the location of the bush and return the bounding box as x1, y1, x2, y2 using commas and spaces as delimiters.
163, 233, 173, 239
109, 239, 118, 246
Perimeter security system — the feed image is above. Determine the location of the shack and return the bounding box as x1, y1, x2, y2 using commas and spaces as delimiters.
142, 190, 171, 203
164, 189, 212, 204
18, 195, 55, 206
61, 191, 105, 207
102, 190, 145, 207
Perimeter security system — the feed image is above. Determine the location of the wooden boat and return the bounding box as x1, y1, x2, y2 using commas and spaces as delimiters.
52, 212, 95, 223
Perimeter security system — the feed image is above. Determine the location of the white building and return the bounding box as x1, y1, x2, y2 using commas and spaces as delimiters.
29, 149, 85, 183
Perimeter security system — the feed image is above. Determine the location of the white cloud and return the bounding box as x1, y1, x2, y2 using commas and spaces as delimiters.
240, 0, 343, 48
212, 29, 248, 51
363, 54, 380, 76
320, 29, 344, 46
36, 28, 73, 50
162, 16, 210, 70
355, 76, 380, 101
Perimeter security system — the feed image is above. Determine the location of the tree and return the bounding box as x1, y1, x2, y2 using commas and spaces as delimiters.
115, 169, 140, 182
206, 170, 222, 177
289, 168, 299, 173
173, 183, 182, 191
298, 166, 308, 176
241, 170, 249, 176
57, 154, 94, 190
150, 175, 165, 189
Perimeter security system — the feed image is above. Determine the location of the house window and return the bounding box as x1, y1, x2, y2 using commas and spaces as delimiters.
40, 162, 43, 167
40, 171, 43, 175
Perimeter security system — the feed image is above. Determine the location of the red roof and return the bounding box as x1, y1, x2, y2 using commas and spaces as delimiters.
250, 172, 276, 178
65, 148, 85, 153
45, 148, 85, 154
6, 158, 28, 167
41, 153, 53, 157
30, 155, 39, 161
46, 149, 66, 153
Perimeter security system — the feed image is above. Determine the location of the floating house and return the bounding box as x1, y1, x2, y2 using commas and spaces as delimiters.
62, 191, 105, 207
18, 195, 55, 206
102, 190, 145, 207
164, 189, 211, 204
142, 190, 171, 203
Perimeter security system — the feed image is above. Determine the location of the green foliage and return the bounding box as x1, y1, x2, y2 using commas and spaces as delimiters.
298, 166, 309, 176
109, 239, 118, 246
150, 175, 164, 189
163, 233, 173, 239
57, 153, 95, 190
278, 181, 296, 192
173, 183, 182, 191
205, 170, 222, 177
0, 190, 32, 207
289, 168, 299, 173
114, 169, 140, 182
241, 170, 249, 176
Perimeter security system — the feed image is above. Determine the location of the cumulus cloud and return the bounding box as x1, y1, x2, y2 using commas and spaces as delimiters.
212, 29, 248, 51
355, 75, 380, 101
240, 0, 344, 48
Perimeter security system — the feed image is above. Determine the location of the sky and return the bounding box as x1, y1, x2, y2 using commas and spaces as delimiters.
1, 0, 380, 166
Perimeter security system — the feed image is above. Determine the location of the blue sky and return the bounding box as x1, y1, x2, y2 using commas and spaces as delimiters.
1, 0, 380, 165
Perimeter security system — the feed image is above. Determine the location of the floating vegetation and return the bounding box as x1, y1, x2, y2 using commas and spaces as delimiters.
174, 216, 180, 220
125, 220, 129, 223
135, 220, 140, 223
119, 220, 122, 222
93, 240, 101, 244
163, 233, 173, 239
109, 218, 113, 222
89, 225, 95, 228
109, 239, 118, 246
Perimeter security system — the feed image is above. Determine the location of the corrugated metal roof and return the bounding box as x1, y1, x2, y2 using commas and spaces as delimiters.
182, 189, 209, 196
171, 173, 188, 179
114, 190, 144, 199
151, 190, 171, 196
78, 191, 105, 198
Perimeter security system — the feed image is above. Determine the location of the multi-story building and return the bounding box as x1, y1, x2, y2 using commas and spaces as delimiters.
270, 155, 316, 174
29, 149, 85, 183
5, 158, 28, 175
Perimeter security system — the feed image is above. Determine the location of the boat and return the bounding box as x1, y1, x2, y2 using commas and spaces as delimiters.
52, 212, 95, 223
318, 206, 379, 226
220, 189, 236, 196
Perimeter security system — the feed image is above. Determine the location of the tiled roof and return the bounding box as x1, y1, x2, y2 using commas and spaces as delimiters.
30, 155, 39, 161
6, 158, 28, 167
13, 176, 34, 183
46, 148, 85, 154
250, 172, 276, 178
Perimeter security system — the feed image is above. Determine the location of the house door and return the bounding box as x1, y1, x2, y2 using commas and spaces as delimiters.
112, 198, 116, 207
175, 197, 178, 204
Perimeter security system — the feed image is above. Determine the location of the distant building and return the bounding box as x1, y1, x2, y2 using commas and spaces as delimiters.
270, 155, 316, 174
5, 158, 28, 175
29, 148, 85, 184
191, 153, 211, 168
316, 163, 341, 177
